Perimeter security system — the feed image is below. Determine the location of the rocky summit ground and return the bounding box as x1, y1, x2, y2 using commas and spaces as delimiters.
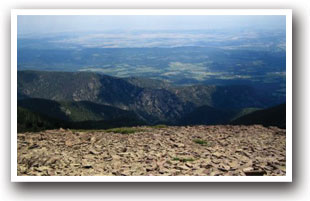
17, 125, 286, 176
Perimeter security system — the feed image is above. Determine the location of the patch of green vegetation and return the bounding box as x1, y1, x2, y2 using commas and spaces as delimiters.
172, 157, 195, 162
230, 107, 261, 121
193, 139, 209, 146
70, 129, 104, 133
150, 124, 167, 129
71, 127, 143, 134
105, 127, 144, 134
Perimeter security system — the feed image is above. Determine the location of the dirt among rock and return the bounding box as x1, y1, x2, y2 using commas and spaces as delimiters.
17, 125, 286, 176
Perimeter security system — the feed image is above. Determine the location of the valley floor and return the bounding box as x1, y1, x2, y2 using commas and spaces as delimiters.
17, 125, 286, 176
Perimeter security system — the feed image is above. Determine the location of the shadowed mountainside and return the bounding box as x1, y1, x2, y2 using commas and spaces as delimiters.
18, 106, 67, 133
18, 98, 145, 132
231, 103, 286, 129
18, 71, 286, 129
18, 98, 143, 122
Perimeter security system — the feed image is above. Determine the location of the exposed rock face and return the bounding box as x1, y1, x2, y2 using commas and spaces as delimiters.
133, 89, 193, 124
17, 125, 286, 176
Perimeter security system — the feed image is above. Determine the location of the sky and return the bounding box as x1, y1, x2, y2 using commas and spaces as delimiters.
17, 15, 286, 36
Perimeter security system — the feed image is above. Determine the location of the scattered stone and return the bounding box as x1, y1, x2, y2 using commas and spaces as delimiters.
243, 169, 267, 176
89, 148, 100, 155
212, 152, 223, 158
228, 161, 239, 170
17, 125, 286, 176
65, 140, 73, 147
243, 167, 254, 172
218, 164, 230, 172
28, 144, 39, 149
82, 165, 93, 169
173, 143, 185, 148
177, 165, 190, 170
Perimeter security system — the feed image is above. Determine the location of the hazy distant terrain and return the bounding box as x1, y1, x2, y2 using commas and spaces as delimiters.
18, 30, 286, 88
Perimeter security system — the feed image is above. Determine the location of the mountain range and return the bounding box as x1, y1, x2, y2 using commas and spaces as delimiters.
17, 70, 286, 131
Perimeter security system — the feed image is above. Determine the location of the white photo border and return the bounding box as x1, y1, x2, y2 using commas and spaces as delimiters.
11, 9, 292, 182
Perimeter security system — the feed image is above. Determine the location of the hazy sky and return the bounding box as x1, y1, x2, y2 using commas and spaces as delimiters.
18, 15, 286, 36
